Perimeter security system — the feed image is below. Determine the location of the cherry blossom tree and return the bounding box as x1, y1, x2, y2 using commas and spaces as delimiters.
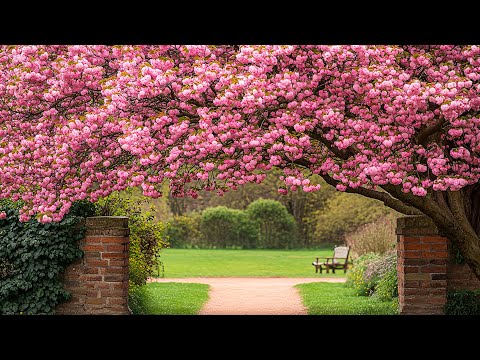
1, 45, 480, 278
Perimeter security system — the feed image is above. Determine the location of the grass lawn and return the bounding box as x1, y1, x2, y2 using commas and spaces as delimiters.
129, 282, 210, 315
296, 282, 399, 315
157, 248, 347, 278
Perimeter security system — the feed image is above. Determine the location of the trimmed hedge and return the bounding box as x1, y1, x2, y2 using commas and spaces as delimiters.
166, 199, 297, 249
200, 206, 256, 249
165, 212, 202, 248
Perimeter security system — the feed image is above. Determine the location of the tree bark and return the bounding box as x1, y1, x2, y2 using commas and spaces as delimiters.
292, 159, 480, 280
383, 185, 480, 281
433, 189, 480, 280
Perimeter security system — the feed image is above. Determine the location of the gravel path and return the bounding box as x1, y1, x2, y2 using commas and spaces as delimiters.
149, 277, 346, 315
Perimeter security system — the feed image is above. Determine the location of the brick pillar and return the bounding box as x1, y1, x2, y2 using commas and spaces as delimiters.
396, 216, 448, 315
55, 216, 130, 315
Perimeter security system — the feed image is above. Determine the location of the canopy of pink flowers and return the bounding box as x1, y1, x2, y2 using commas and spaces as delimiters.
1, 45, 480, 222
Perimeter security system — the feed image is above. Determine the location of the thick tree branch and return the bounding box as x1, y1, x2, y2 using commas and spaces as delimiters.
468, 184, 480, 235
380, 183, 461, 239
447, 190, 479, 239
379, 184, 460, 235
432, 190, 453, 217
380, 184, 430, 211
292, 158, 423, 215
306, 131, 355, 160
284, 125, 356, 160
414, 117, 445, 146
321, 173, 423, 215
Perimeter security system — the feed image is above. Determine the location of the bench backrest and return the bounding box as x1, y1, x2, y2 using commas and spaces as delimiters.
333, 246, 350, 263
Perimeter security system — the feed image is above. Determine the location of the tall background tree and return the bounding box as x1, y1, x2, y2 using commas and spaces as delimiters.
166, 168, 336, 246
1, 45, 480, 278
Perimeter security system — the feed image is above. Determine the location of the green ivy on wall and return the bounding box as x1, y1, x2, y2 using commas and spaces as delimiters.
0, 201, 93, 314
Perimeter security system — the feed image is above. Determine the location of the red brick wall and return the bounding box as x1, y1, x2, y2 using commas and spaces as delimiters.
55, 216, 131, 315
396, 216, 448, 314
397, 216, 480, 315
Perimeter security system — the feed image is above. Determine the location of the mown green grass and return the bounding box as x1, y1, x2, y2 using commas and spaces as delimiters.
296, 282, 399, 315
157, 248, 347, 278
129, 282, 210, 315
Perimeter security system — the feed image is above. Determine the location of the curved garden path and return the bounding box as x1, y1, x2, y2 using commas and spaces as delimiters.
149, 277, 346, 315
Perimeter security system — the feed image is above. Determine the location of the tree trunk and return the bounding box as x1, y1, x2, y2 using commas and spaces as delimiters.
425, 189, 480, 281
385, 185, 480, 281
441, 224, 480, 279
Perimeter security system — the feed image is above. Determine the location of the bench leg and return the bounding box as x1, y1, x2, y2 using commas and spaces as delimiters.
326, 266, 329, 274
315, 265, 319, 273
332, 268, 335, 274
319, 265, 322, 274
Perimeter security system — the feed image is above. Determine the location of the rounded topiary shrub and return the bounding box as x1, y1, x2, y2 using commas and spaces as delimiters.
246, 199, 297, 249
200, 206, 256, 248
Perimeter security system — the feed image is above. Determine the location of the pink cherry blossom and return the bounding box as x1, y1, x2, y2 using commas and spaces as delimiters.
1, 45, 480, 223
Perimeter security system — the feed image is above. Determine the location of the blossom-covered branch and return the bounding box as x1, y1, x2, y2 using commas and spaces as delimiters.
1, 45, 480, 224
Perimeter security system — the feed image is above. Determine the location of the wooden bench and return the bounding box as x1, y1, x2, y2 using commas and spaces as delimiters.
312, 246, 350, 274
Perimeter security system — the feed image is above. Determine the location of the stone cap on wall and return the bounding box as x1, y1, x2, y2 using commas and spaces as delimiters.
396, 215, 439, 236
85, 216, 129, 237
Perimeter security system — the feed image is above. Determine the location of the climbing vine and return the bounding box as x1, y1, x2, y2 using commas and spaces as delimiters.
0, 201, 92, 314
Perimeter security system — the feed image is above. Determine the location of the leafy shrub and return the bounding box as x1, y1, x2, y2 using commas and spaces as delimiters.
128, 213, 167, 285
346, 250, 398, 302
370, 251, 398, 301
444, 290, 480, 315
0, 200, 90, 314
200, 206, 256, 249
374, 266, 398, 302
364, 250, 396, 281
345, 214, 399, 257
165, 212, 202, 248
128, 282, 153, 315
95, 190, 168, 286
246, 199, 297, 249
346, 252, 381, 296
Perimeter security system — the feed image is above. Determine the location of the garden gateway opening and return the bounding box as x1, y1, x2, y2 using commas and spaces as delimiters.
1, 45, 480, 315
